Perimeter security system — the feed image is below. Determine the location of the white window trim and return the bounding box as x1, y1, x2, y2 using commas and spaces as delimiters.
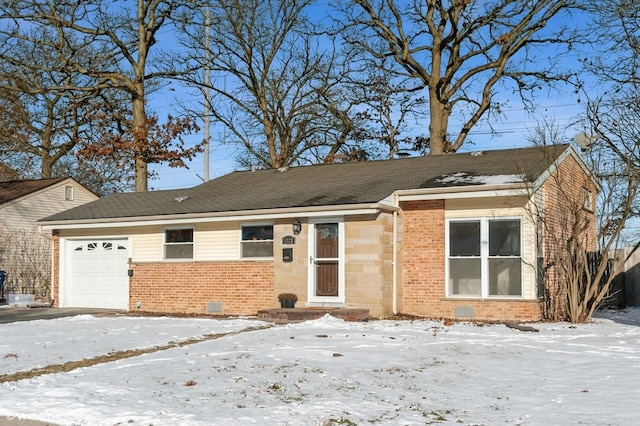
446, 216, 523, 299
64, 185, 74, 201
583, 188, 594, 212
163, 227, 195, 260
239, 222, 274, 260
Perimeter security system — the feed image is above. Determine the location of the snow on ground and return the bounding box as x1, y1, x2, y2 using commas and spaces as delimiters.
0, 315, 259, 376
1, 309, 639, 425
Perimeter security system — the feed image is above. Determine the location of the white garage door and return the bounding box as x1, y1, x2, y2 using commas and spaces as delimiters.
65, 239, 129, 309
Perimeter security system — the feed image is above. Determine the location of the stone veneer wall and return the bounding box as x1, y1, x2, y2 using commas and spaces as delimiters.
272, 215, 395, 317
344, 213, 394, 317
273, 220, 308, 307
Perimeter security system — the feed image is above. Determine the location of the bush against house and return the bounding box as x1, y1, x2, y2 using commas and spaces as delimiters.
0, 222, 51, 298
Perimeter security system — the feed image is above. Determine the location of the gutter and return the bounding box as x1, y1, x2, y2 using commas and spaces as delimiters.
40, 202, 400, 230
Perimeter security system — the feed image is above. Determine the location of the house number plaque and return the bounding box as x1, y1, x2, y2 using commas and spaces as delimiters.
282, 235, 296, 245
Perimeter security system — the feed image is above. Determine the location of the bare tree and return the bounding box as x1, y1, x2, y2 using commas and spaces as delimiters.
336, 0, 581, 155
0, 0, 199, 191
582, 0, 640, 172
530, 0, 640, 322
179, 0, 359, 169
527, 122, 639, 323
583, 0, 640, 90
349, 55, 428, 159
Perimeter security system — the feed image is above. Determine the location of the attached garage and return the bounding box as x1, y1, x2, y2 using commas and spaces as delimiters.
62, 238, 130, 309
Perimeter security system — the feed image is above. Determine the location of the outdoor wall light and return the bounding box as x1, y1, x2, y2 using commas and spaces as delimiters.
292, 218, 302, 235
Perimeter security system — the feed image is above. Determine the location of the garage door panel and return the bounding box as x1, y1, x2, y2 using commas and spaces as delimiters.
65, 239, 129, 309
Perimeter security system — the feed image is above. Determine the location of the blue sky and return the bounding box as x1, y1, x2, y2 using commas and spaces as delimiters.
147, 2, 591, 191
148, 92, 586, 191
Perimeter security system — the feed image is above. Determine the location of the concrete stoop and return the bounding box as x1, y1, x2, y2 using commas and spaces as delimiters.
257, 307, 369, 323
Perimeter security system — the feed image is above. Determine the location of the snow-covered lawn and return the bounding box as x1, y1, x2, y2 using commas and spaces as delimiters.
1, 309, 639, 425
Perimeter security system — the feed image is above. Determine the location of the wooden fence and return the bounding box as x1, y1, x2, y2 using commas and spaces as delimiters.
597, 247, 640, 308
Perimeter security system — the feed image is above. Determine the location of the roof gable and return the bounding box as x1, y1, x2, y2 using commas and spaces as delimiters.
40, 144, 575, 224
0, 177, 67, 205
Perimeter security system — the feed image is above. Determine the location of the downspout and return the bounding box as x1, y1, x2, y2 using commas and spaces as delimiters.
392, 193, 399, 315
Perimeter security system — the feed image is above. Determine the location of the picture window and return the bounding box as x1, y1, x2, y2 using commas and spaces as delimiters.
448, 218, 522, 297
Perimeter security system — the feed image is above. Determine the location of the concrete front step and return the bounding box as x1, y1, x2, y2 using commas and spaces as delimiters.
257, 307, 369, 323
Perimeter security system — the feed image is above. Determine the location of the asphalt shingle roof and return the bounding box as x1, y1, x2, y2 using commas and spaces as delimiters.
40, 144, 571, 223
0, 177, 66, 205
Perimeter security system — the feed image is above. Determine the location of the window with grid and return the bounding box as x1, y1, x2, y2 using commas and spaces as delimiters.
448, 218, 522, 297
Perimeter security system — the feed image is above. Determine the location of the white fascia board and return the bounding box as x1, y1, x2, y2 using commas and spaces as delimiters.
41, 203, 397, 230
532, 145, 602, 193
379, 194, 396, 207
396, 184, 531, 201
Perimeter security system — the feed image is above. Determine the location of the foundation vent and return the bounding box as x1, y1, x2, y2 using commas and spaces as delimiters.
207, 302, 223, 313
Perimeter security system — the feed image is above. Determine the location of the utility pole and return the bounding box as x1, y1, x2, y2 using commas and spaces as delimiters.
203, 6, 211, 181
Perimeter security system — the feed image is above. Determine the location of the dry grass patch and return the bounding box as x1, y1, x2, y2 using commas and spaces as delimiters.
0, 324, 271, 383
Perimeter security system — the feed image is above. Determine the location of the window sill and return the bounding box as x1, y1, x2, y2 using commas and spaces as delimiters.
443, 296, 535, 302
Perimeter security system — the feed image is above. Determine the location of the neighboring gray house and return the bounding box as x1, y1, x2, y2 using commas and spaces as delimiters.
0, 177, 98, 298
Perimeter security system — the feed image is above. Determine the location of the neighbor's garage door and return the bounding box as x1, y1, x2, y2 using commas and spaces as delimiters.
65, 239, 129, 309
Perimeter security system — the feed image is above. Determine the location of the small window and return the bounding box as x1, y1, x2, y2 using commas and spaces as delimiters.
64, 185, 74, 201
164, 228, 194, 259
583, 188, 594, 211
241, 225, 273, 258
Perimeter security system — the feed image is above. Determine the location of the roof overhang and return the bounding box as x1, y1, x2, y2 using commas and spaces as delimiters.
394, 182, 533, 202
531, 145, 602, 192
40, 202, 399, 230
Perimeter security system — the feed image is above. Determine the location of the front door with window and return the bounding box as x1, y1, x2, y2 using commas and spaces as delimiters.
308, 221, 344, 304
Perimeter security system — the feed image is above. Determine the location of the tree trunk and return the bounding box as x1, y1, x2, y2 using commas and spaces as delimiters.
428, 89, 449, 155
40, 156, 53, 179
132, 91, 148, 192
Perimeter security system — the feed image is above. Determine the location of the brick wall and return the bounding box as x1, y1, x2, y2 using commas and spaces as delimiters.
400, 200, 446, 316
400, 199, 543, 321
52, 230, 59, 307
128, 261, 274, 315
542, 154, 598, 319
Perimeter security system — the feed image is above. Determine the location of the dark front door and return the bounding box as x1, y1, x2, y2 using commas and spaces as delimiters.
313, 223, 339, 297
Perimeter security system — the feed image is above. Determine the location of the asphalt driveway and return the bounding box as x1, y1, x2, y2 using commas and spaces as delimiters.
0, 306, 123, 324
